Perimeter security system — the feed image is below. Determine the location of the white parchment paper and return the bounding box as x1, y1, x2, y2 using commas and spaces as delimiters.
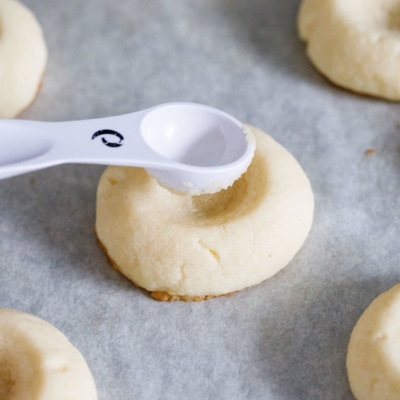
1, 0, 400, 398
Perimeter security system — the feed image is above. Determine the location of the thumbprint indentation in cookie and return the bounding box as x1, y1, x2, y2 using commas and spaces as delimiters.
386, 3, 400, 30
337, 0, 400, 32
190, 152, 268, 225
362, 0, 400, 31
0, 334, 43, 399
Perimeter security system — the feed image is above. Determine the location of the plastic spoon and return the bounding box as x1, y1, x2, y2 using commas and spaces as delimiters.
0, 102, 255, 194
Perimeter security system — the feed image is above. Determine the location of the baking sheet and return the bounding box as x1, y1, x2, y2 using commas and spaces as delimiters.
1, 0, 400, 398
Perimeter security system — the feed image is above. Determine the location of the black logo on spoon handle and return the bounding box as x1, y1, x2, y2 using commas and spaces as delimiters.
92, 129, 124, 148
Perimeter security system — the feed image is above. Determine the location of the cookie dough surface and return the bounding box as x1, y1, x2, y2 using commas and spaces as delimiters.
347, 283, 400, 400
0, 0, 47, 118
96, 125, 314, 300
298, 0, 400, 100
0, 308, 97, 400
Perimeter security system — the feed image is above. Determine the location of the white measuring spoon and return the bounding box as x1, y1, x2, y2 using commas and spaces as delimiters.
0, 102, 255, 194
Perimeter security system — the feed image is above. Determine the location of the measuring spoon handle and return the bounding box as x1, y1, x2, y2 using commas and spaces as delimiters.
0, 108, 169, 180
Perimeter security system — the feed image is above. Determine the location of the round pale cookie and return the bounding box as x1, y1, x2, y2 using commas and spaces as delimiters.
347, 283, 400, 400
96, 125, 314, 301
0, 308, 97, 400
0, 0, 47, 118
298, 0, 400, 100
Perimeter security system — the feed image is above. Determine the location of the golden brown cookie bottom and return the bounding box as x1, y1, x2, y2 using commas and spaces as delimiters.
96, 233, 237, 302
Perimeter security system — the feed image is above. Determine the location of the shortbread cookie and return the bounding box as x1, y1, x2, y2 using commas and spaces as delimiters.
298, 0, 400, 100
347, 283, 400, 400
0, 308, 97, 400
96, 125, 314, 301
0, 0, 47, 118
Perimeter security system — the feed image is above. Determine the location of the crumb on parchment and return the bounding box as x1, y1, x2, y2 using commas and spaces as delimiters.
365, 149, 375, 156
